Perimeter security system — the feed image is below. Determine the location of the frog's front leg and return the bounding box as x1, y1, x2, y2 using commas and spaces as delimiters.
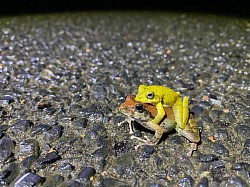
131, 121, 164, 149
172, 96, 189, 129
151, 102, 165, 124
118, 116, 134, 134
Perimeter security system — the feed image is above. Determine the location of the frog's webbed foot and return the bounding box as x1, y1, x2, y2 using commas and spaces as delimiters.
130, 135, 156, 149
187, 143, 197, 157
118, 116, 134, 134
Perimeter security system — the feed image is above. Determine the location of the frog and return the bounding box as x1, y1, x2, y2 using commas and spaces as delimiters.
135, 85, 189, 130
119, 94, 200, 156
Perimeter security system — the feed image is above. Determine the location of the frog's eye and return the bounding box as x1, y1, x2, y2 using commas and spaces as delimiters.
135, 104, 145, 113
146, 92, 154, 99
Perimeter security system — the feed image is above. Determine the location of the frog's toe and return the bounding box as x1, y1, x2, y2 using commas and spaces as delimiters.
187, 143, 198, 156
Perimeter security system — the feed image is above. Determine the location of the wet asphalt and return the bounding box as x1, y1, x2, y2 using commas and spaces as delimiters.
0, 12, 249, 187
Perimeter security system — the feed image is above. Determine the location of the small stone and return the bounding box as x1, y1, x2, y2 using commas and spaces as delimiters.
58, 180, 85, 187
197, 177, 209, 187
111, 154, 134, 175
209, 110, 223, 119
7, 120, 33, 136
200, 115, 213, 124
77, 166, 96, 182
220, 176, 248, 187
0, 96, 14, 107
14, 172, 44, 187
167, 166, 179, 178
144, 181, 165, 187
231, 163, 250, 171
212, 160, 225, 169
235, 125, 250, 138
91, 83, 107, 101
36, 152, 61, 169
241, 139, 250, 157
73, 105, 97, 117
17, 139, 40, 158
0, 137, 15, 163
214, 143, 229, 157
43, 175, 64, 187
68, 83, 83, 93
169, 135, 183, 144
72, 118, 88, 128
0, 163, 19, 185
113, 141, 126, 154
199, 154, 218, 162
0, 124, 8, 132
190, 105, 204, 118
142, 145, 155, 158
91, 147, 110, 159
100, 178, 129, 187
72, 94, 81, 103
177, 175, 194, 187
30, 123, 50, 137
20, 155, 38, 169
58, 163, 74, 172
199, 101, 212, 110
43, 125, 63, 143
217, 129, 228, 140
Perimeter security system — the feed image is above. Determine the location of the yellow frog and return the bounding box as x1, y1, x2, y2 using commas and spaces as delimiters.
135, 85, 189, 129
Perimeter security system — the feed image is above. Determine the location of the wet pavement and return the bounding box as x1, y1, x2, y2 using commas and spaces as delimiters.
0, 12, 249, 187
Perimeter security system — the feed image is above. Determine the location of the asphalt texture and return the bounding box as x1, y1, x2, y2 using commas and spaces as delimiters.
0, 12, 249, 187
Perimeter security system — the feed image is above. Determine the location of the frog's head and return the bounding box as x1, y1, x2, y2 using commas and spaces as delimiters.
132, 103, 152, 121
135, 85, 161, 104
119, 94, 152, 121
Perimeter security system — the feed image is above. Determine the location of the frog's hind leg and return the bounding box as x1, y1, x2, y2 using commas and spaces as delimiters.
173, 97, 189, 129
183, 96, 189, 128
176, 114, 200, 156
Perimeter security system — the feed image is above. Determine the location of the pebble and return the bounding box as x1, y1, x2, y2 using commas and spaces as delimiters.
199, 154, 218, 162
0, 136, 15, 163
0, 163, 19, 185
36, 151, 61, 169
20, 155, 38, 170
167, 166, 179, 178
220, 176, 248, 187
77, 166, 96, 182
190, 105, 204, 118
142, 145, 155, 158
231, 163, 250, 171
235, 125, 250, 138
14, 172, 44, 187
197, 177, 209, 187
212, 160, 225, 169
91, 147, 110, 159
0, 96, 14, 107
58, 163, 74, 172
111, 154, 134, 176
58, 180, 85, 187
43, 125, 63, 143
100, 178, 130, 187
71, 118, 88, 128
177, 175, 194, 187
43, 175, 64, 187
209, 110, 223, 119
216, 129, 228, 140
213, 142, 229, 157
199, 101, 212, 110
30, 123, 50, 137
241, 139, 250, 157
17, 139, 40, 158
7, 120, 33, 137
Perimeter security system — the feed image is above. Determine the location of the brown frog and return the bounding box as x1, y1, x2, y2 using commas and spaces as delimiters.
119, 94, 200, 156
